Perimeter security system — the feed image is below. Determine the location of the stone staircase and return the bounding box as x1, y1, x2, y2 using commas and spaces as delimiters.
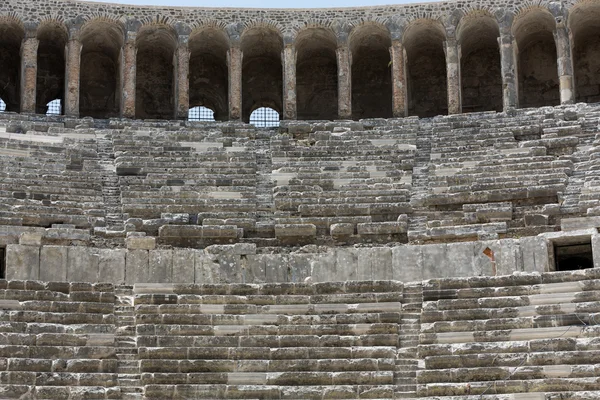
116, 286, 143, 399
395, 282, 423, 398
417, 269, 600, 399
97, 134, 125, 233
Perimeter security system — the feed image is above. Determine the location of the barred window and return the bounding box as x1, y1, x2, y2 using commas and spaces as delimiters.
250, 107, 279, 128
0, 98, 5, 112
188, 106, 215, 121
46, 99, 61, 115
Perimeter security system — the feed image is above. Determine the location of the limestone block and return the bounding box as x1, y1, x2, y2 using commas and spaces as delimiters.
205, 243, 256, 256
126, 249, 149, 284
6, 244, 40, 280
98, 248, 126, 284
149, 250, 173, 283
335, 248, 358, 281
446, 242, 476, 277
275, 224, 317, 238
330, 223, 354, 237
160, 213, 189, 223
561, 216, 600, 231
520, 236, 549, 273
159, 225, 238, 238
421, 244, 448, 280
592, 234, 600, 269
216, 254, 242, 283
172, 249, 195, 283
525, 213, 549, 226
40, 245, 68, 282
264, 254, 289, 283
357, 247, 392, 280
463, 202, 512, 223
392, 245, 422, 282
288, 253, 313, 283
357, 221, 406, 235
19, 233, 42, 246
126, 236, 156, 250
67, 247, 99, 282
194, 251, 220, 284
245, 254, 267, 283
310, 250, 337, 282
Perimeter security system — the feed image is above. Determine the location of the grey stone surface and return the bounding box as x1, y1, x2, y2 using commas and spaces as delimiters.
67, 246, 99, 282
40, 245, 68, 282
6, 244, 39, 280
98, 248, 126, 284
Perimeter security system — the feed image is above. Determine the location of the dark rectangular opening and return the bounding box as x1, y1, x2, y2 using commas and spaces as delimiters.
554, 242, 594, 271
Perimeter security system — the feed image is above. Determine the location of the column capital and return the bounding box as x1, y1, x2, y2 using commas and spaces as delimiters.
125, 30, 137, 44
67, 26, 81, 42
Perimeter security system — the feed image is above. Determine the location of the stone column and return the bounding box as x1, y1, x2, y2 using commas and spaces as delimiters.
121, 32, 136, 119
499, 30, 518, 111
227, 46, 242, 121
64, 29, 82, 118
336, 44, 352, 119
554, 22, 575, 104
282, 45, 297, 120
445, 38, 461, 115
174, 35, 190, 120
20, 36, 39, 114
389, 40, 407, 118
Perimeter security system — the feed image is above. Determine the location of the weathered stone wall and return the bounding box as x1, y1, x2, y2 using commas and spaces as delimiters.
0, 0, 596, 119
2, 102, 600, 282
1, 236, 552, 284
0, 269, 598, 399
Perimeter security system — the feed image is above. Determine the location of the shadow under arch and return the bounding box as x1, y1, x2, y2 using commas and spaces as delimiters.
512, 7, 559, 108
240, 25, 283, 123
36, 21, 67, 115
570, 1, 600, 103
295, 26, 338, 120
80, 19, 124, 118
0, 19, 25, 112
403, 19, 447, 118
349, 22, 392, 120
188, 26, 229, 121
135, 24, 178, 119
457, 12, 502, 113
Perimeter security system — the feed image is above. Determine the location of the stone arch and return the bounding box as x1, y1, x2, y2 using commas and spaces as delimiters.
36, 20, 67, 115
295, 26, 338, 120
349, 22, 392, 119
403, 19, 447, 117
570, 1, 600, 103
135, 23, 178, 119
457, 12, 503, 112
80, 19, 124, 118
0, 17, 25, 112
188, 26, 229, 121
240, 25, 283, 123
513, 7, 560, 108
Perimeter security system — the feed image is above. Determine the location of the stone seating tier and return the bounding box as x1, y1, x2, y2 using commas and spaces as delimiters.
1, 103, 600, 245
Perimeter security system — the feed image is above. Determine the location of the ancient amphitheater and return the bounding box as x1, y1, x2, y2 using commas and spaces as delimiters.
3, 0, 600, 398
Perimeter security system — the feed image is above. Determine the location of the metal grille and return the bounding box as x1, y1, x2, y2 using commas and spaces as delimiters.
46, 99, 61, 115
0, 99, 5, 112
250, 107, 280, 128
188, 106, 215, 121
